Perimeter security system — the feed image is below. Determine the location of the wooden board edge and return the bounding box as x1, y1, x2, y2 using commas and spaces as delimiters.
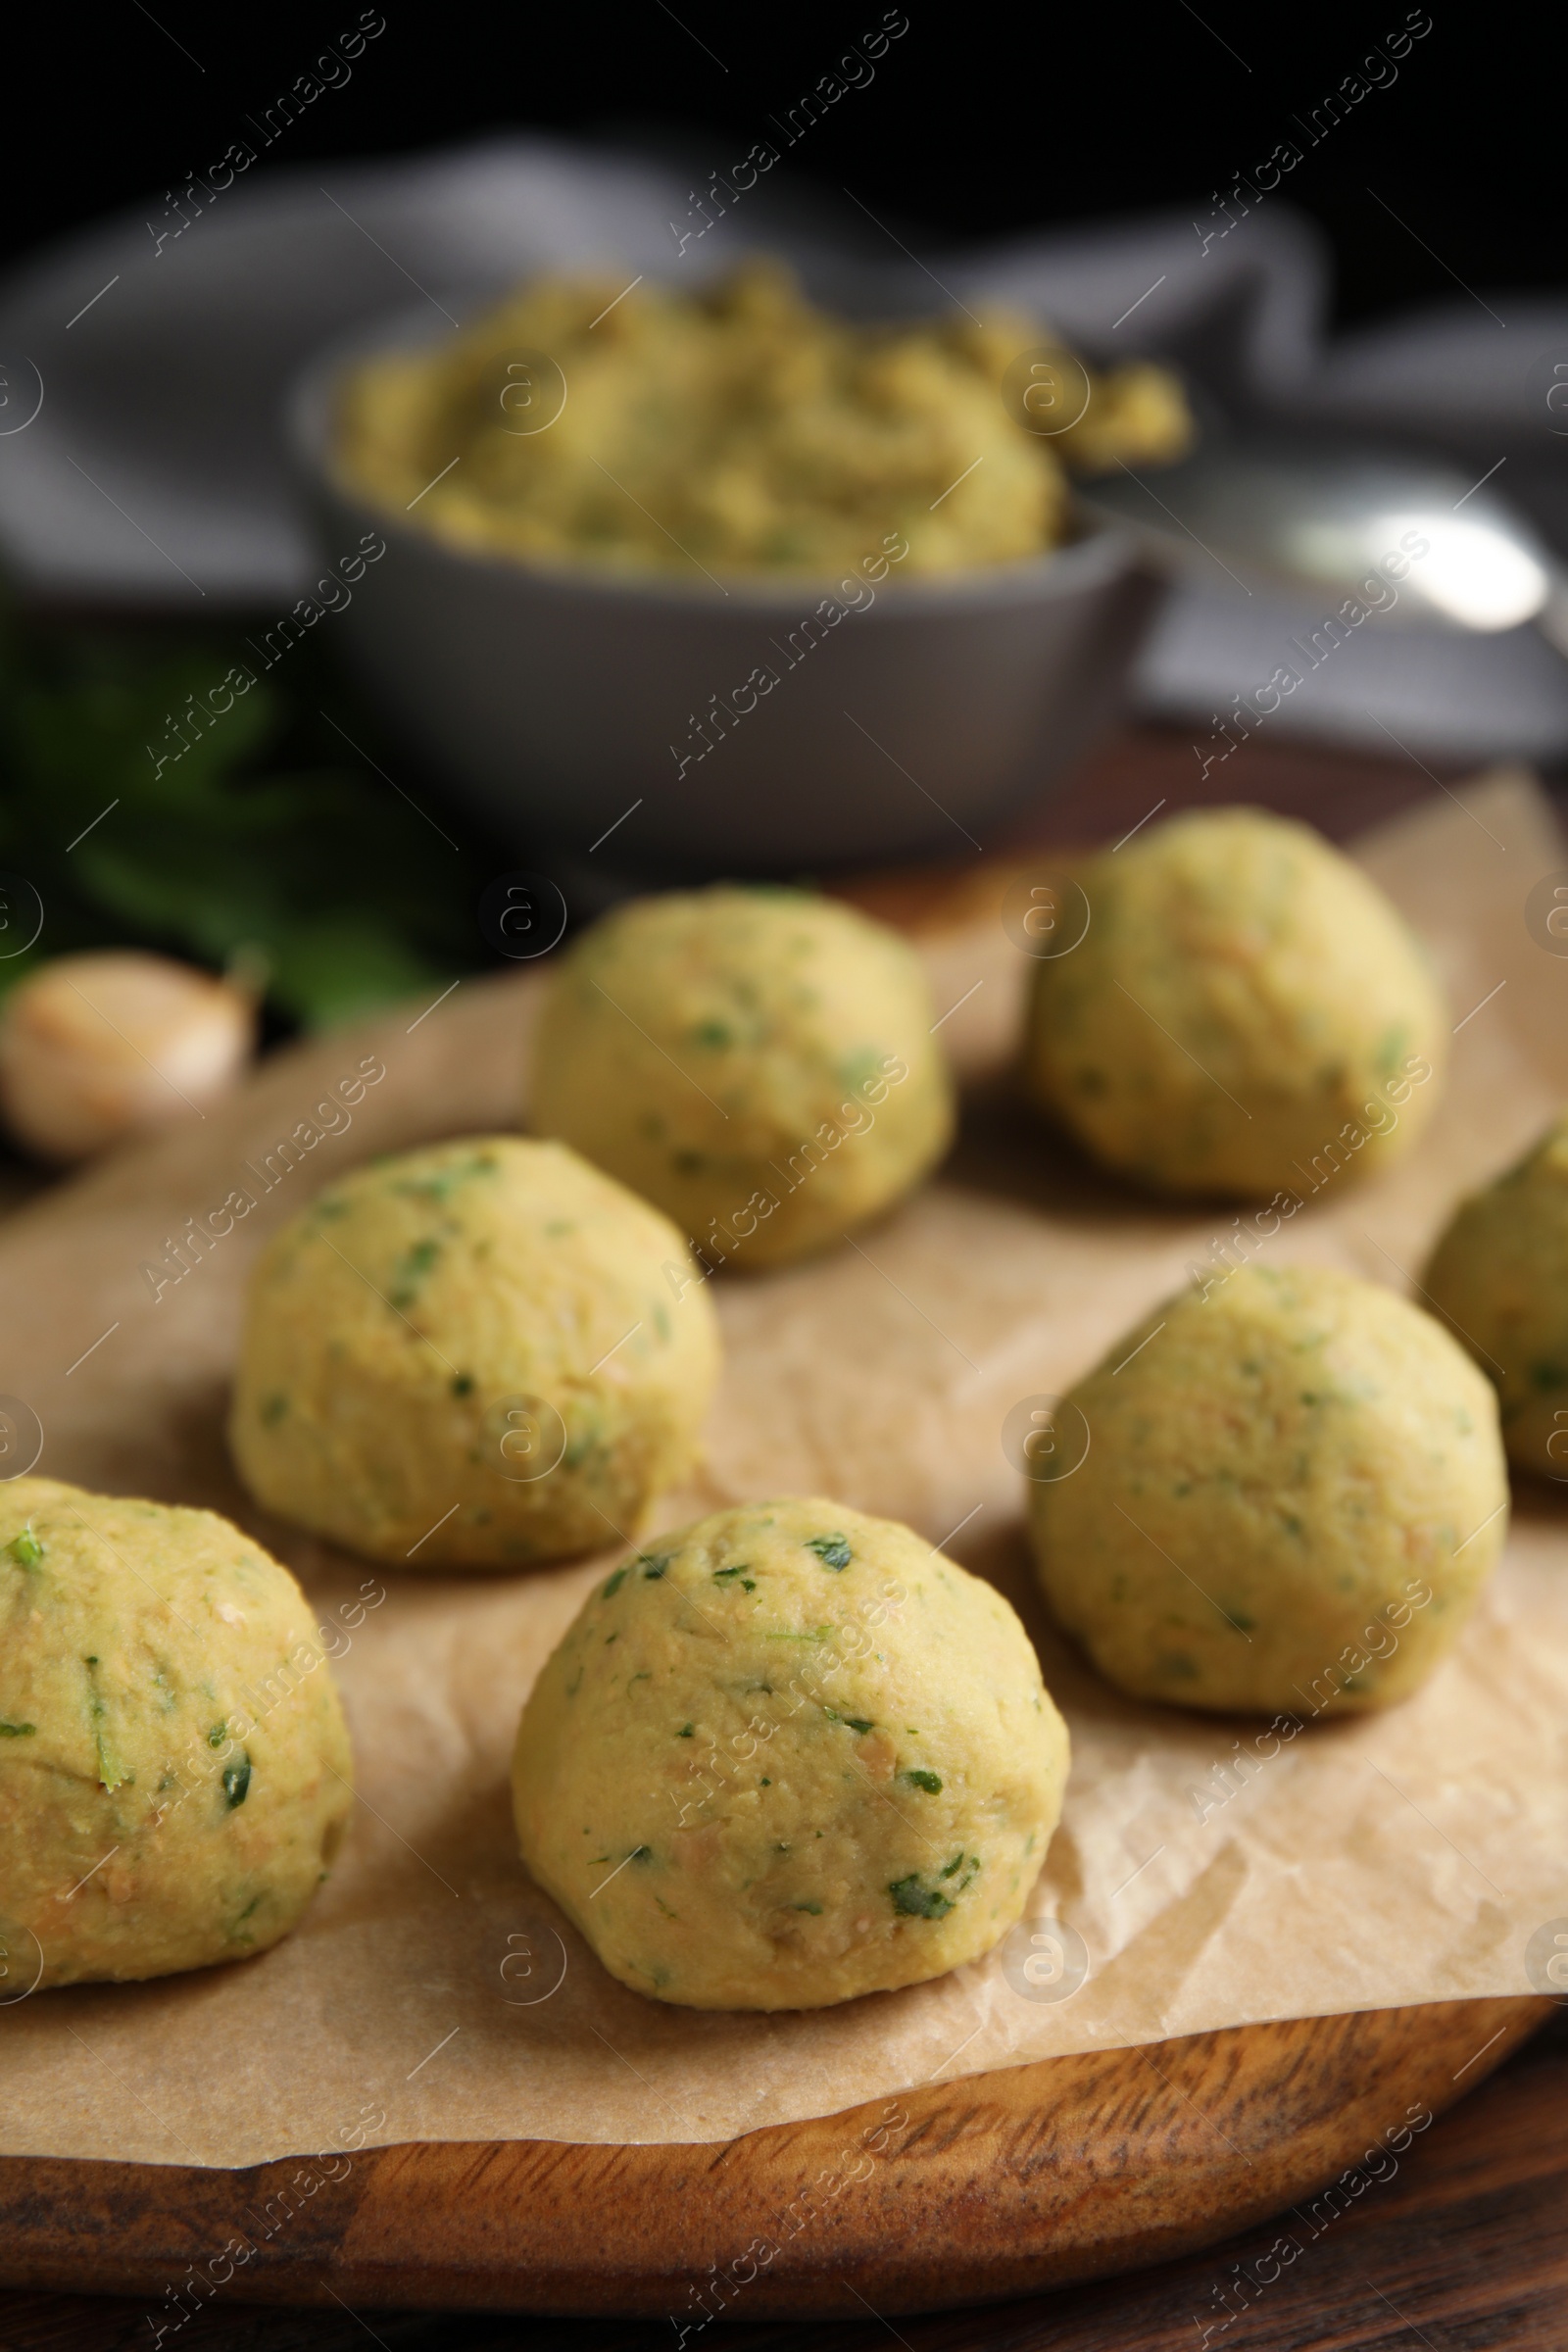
0, 1996, 1549, 2321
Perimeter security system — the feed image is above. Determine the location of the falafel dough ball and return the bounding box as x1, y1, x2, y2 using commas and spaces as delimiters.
1025, 808, 1446, 1197
229, 1137, 719, 1571
1030, 1266, 1505, 1716
530, 888, 955, 1267
0, 1478, 352, 1988
1423, 1112, 1568, 1478
512, 1496, 1069, 2010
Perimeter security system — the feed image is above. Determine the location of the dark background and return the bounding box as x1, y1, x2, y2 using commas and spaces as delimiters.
2, 2, 1554, 323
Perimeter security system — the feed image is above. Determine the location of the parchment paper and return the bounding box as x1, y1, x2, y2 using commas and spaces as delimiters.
2, 771, 1566, 2169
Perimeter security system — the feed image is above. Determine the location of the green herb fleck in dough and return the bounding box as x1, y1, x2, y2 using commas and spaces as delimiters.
1375, 1023, 1410, 1076
5, 1527, 44, 1567
713, 1565, 757, 1592
228, 1892, 264, 1943
677, 1723, 694, 1738
639, 1553, 672, 1580
391, 1154, 500, 1206
260, 1393, 289, 1428
451, 1372, 474, 1397
889, 1874, 954, 1920
822, 1706, 874, 1735
630, 1844, 653, 1863
805, 1534, 853, 1570
691, 1020, 733, 1050
222, 1754, 252, 1808
602, 1567, 628, 1598
900, 1768, 943, 1793
793, 1901, 822, 1915
837, 1046, 885, 1094
563, 1422, 604, 1471
0, 1719, 36, 1737
84, 1659, 129, 1791
207, 1723, 227, 1749
389, 1236, 442, 1309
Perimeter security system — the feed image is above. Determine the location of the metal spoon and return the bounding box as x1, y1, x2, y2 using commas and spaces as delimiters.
1077, 437, 1568, 659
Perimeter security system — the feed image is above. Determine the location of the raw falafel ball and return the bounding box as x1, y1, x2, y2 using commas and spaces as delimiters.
229, 1137, 719, 1570
531, 888, 954, 1266
1025, 808, 1445, 1197
1423, 1111, 1568, 1478
512, 1496, 1069, 2009
0, 1477, 352, 1987
1029, 1266, 1505, 1715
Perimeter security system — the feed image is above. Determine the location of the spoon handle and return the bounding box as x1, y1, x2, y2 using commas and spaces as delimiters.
1538, 579, 1568, 665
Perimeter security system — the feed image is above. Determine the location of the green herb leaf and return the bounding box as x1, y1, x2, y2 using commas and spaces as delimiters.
602, 1567, 628, 1598
222, 1754, 252, 1808
0, 1719, 36, 1737
5, 1528, 43, 1567
805, 1535, 853, 1570
901, 1769, 943, 1793
0, 614, 486, 1030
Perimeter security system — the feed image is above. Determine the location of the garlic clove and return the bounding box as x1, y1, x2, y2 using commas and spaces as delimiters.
0, 950, 257, 1162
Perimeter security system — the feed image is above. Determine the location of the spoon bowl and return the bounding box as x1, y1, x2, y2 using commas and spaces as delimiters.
1078, 436, 1568, 652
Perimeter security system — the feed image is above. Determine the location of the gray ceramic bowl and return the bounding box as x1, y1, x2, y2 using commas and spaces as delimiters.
286, 314, 1158, 874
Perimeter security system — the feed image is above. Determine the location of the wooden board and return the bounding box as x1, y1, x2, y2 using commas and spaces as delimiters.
0, 752, 1551, 2321
0, 1997, 1548, 2316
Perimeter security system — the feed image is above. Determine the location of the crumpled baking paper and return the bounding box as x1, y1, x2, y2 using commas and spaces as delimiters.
0, 770, 1564, 2166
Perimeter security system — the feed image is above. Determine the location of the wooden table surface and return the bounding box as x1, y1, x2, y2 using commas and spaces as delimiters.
4, 722, 1563, 2352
